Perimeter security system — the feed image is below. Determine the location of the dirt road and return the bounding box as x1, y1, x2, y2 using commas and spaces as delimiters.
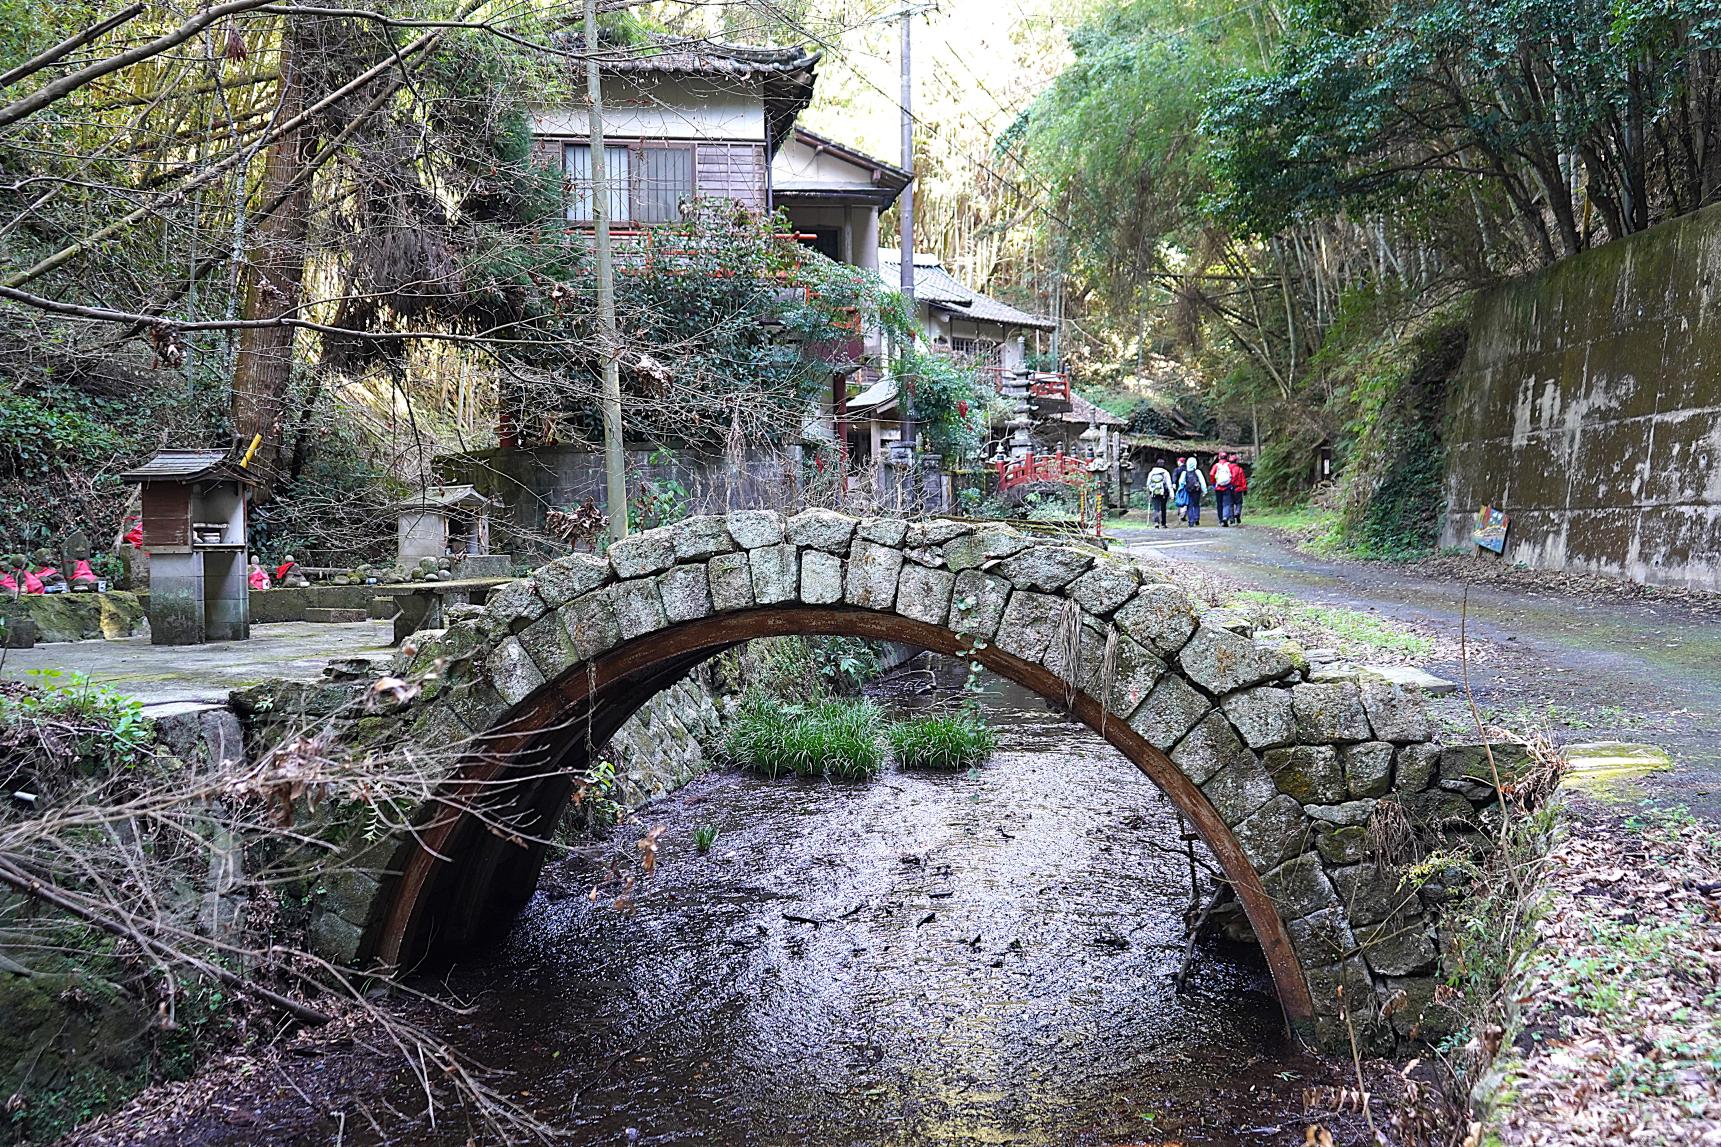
1115, 522, 1721, 821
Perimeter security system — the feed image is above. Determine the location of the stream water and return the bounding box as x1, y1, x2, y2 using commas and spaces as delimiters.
369, 665, 1356, 1146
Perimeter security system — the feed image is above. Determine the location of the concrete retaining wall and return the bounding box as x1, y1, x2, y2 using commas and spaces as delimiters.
1440, 204, 1721, 590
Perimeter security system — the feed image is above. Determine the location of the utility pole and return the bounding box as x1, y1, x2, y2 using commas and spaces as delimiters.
586, 0, 628, 539
897, 5, 918, 475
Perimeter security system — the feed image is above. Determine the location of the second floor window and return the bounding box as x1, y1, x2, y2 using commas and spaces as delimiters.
564, 141, 695, 225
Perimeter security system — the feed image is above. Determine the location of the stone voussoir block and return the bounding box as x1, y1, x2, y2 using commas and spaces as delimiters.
1229, 793, 1310, 872
613, 578, 668, 640
564, 586, 621, 661
786, 507, 858, 553
995, 544, 1095, 592
1126, 671, 1212, 751
905, 519, 972, 548
485, 578, 549, 633
446, 675, 507, 734
708, 552, 756, 612
1080, 631, 1165, 721
845, 540, 905, 610
948, 569, 1010, 642
800, 549, 844, 605
857, 516, 910, 547
942, 523, 1030, 571
1170, 709, 1254, 787
725, 509, 785, 549
671, 516, 736, 561
485, 636, 545, 705
1179, 621, 1296, 696
1066, 561, 1141, 616
658, 562, 714, 623
1043, 611, 1103, 686
991, 588, 1064, 664
897, 562, 956, 626
750, 543, 800, 605
607, 526, 676, 579
407, 702, 474, 756
1113, 586, 1199, 659
534, 553, 612, 608
1199, 737, 1278, 828
517, 610, 577, 680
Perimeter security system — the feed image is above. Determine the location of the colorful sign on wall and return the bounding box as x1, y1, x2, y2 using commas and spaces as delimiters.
1473, 504, 1510, 554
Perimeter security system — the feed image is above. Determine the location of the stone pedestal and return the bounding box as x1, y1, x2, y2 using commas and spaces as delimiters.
149, 550, 249, 645
149, 552, 207, 645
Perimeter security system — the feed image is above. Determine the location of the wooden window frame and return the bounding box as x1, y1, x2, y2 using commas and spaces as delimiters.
563, 138, 697, 228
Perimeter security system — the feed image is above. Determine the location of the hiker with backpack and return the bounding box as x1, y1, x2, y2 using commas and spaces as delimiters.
1144, 457, 1175, 528
1229, 454, 1248, 524
1178, 457, 1207, 526
1211, 453, 1238, 527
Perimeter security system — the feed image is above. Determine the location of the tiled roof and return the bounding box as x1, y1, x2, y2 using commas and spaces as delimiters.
557, 35, 818, 148
792, 128, 912, 182
1058, 392, 1127, 426
118, 449, 237, 483
399, 485, 493, 511
773, 128, 912, 208
846, 376, 899, 414
877, 250, 1056, 331
586, 37, 818, 78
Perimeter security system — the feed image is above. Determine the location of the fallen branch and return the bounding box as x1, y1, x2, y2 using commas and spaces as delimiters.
1173, 880, 1231, 992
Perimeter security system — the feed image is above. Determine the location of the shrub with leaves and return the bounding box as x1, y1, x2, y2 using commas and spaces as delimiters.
887, 712, 998, 771
725, 697, 886, 781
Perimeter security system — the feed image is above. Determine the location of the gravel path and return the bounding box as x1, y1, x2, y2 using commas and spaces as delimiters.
1113, 522, 1721, 821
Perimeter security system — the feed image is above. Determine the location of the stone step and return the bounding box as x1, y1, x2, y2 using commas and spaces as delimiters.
304, 607, 369, 624
1356, 664, 1456, 695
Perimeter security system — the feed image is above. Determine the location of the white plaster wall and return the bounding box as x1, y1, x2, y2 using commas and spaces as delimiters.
771, 137, 880, 191
531, 75, 765, 142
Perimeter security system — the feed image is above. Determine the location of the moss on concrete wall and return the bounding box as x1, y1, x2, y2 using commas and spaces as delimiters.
1442, 203, 1721, 590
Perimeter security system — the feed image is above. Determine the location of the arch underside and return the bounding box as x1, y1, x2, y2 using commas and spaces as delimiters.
374, 605, 1318, 1028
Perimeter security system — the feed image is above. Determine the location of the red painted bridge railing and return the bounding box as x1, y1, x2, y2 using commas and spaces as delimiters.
995, 449, 1091, 492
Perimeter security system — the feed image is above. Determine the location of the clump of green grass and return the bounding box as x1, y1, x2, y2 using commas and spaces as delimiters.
887, 712, 998, 770
693, 825, 718, 853
725, 697, 886, 780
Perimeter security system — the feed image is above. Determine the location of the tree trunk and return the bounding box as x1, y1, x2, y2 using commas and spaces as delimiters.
230, 19, 314, 500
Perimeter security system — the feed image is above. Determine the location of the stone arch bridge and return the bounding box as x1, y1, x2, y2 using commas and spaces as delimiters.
311, 511, 1488, 1051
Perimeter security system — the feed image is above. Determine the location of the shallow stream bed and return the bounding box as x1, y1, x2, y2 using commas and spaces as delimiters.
365, 668, 1366, 1146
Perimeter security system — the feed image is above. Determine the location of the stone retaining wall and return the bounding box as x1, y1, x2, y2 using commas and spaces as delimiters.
601, 674, 723, 809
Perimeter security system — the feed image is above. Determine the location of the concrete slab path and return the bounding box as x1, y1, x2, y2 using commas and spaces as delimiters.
0, 620, 395, 716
